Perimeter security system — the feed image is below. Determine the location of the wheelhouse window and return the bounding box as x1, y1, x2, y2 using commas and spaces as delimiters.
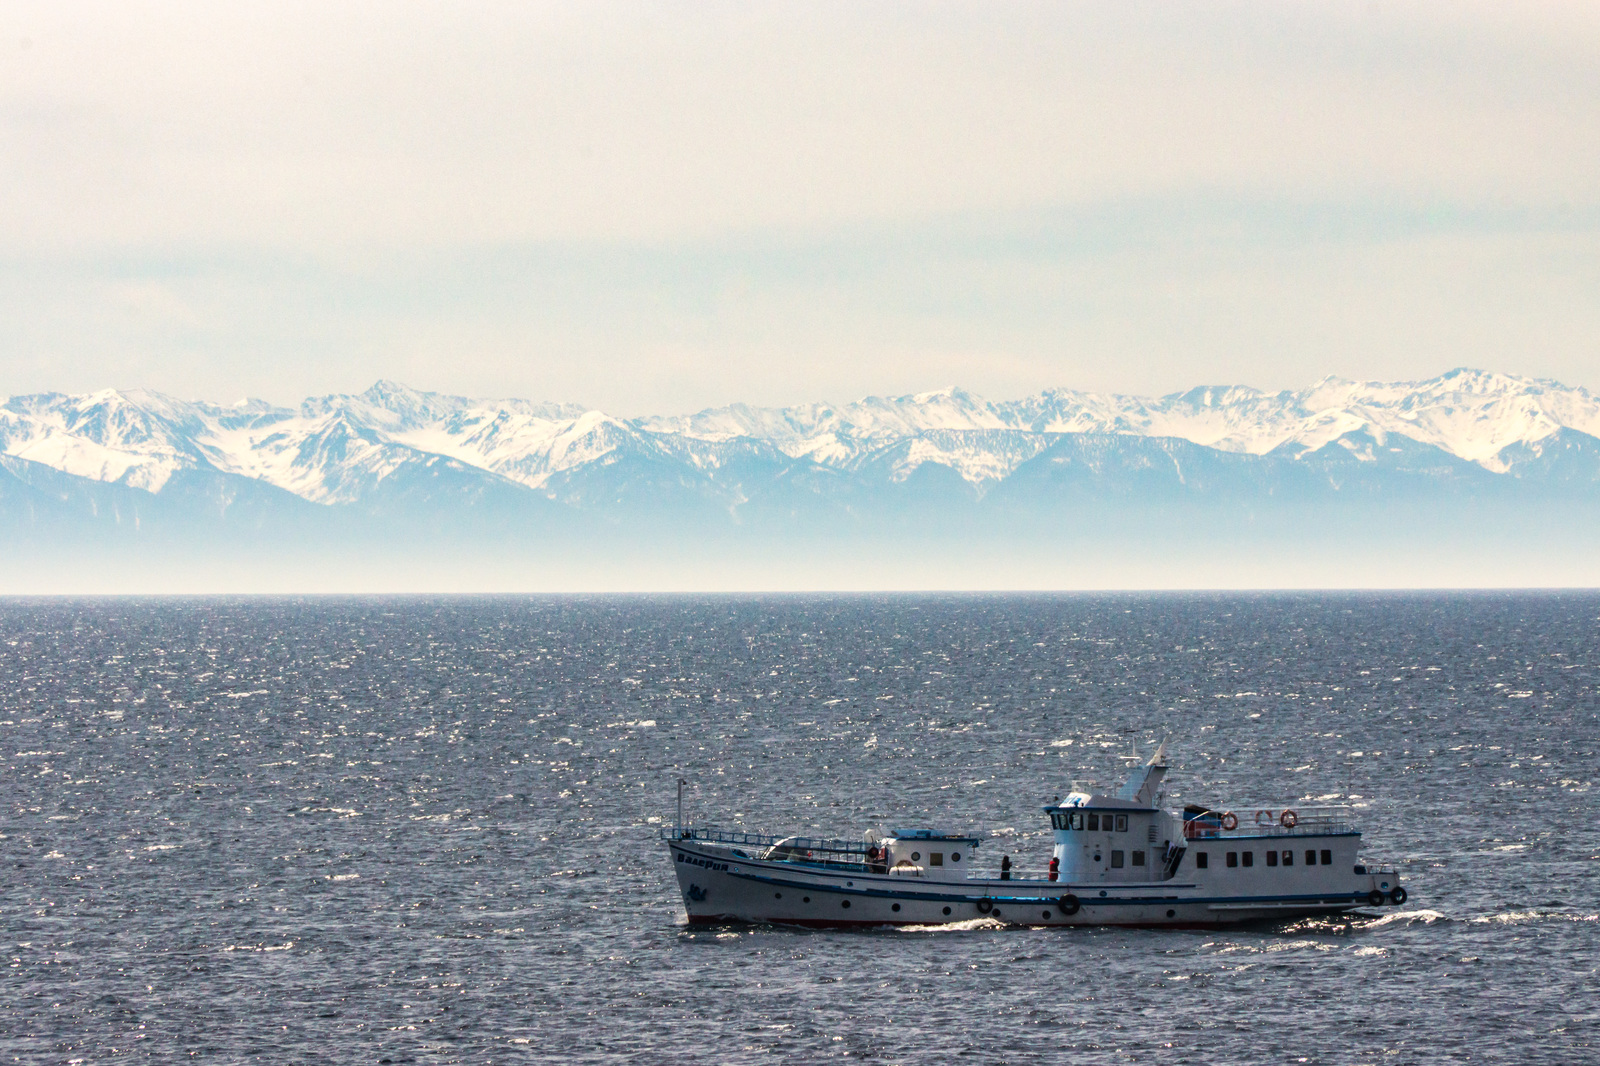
1115, 815, 1129, 833
1242, 851, 1254, 867
1320, 849, 1333, 865
1226, 852, 1238, 867
1087, 813, 1100, 831
1196, 852, 1209, 869
1306, 849, 1318, 865
1132, 850, 1146, 866
1266, 850, 1278, 867
1111, 850, 1125, 868
1282, 850, 1293, 866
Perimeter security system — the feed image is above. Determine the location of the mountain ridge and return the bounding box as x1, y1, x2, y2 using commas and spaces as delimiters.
2, 369, 1598, 545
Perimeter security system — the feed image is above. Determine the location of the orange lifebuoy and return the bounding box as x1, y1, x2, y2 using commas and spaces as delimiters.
1279, 809, 1298, 829
1220, 811, 1238, 831
1255, 809, 1273, 826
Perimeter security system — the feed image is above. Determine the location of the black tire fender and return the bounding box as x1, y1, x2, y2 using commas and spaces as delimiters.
1389, 886, 1407, 906
1057, 894, 1080, 916
976, 898, 993, 914
1367, 889, 1385, 908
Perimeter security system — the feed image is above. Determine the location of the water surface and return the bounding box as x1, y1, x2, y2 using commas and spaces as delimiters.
2, 593, 1596, 1063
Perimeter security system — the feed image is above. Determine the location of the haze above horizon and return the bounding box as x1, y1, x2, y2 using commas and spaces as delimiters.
3, 2, 1599, 415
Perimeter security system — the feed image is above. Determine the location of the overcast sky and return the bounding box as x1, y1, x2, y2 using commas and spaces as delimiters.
2, 1, 1597, 414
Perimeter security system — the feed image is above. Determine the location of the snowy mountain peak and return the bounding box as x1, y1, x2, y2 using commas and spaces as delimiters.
2, 370, 1597, 505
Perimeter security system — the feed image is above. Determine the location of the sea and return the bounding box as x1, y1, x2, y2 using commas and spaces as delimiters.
1, 593, 1596, 1064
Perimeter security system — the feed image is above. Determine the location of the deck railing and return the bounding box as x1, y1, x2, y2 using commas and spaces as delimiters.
1183, 805, 1358, 839
660, 824, 874, 856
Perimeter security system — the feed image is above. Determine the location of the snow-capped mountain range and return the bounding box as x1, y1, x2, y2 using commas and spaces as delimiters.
3, 368, 1599, 543
8, 368, 1600, 495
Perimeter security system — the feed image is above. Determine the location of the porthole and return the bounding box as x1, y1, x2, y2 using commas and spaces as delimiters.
774, 893, 782, 899
802, 896, 810, 903
1042, 910, 1052, 920
911, 851, 921, 862
951, 853, 961, 862
991, 908, 1002, 918
841, 900, 851, 909
942, 906, 951, 915
1166, 909, 1176, 918
891, 903, 901, 912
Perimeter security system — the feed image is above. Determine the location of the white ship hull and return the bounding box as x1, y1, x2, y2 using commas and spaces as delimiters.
668, 836, 1402, 929
666, 746, 1406, 928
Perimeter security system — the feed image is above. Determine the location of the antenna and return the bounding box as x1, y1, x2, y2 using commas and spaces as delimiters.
676, 778, 688, 837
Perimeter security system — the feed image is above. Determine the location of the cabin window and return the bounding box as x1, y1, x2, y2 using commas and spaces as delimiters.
1088, 813, 1100, 831
1111, 850, 1124, 868
1266, 850, 1278, 867
1132, 850, 1145, 866
1196, 852, 1209, 869
1226, 852, 1238, 868
1282, 850, 1293, 866
1116, 815, 1128, 833
1071, 812, 1083, 830
1242, 851, 1253, 867
929, 852, 944, 867
1320, 849, 1332, 866
1306, 849, 1317, 865
1354, 865, 1366, 875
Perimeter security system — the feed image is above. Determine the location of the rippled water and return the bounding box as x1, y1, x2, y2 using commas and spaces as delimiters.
2, 593, 1596, 1063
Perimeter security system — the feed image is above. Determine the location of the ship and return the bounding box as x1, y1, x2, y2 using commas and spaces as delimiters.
663, 745, 1406, 927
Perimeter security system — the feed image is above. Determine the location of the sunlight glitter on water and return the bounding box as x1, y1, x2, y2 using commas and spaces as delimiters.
1, 592, 1597, 1064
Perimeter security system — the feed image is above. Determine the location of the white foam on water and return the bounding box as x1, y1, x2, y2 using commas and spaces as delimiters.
894, 917, 1007, 934
1466, 911, 1598, 925
1265, 939, 1336, 953
1361, 909, 1447, 928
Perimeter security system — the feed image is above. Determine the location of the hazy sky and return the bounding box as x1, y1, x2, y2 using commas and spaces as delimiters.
2, 1, 1598, 414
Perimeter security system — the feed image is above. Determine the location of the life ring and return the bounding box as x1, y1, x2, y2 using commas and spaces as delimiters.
1220, 812, 1238, 831
1367, 889, 1385, 908
1389, 886, 1407, 906
1255, 809, 1273, 826
1279, 809, 1298, 829
1057, 894, 1080, 916
976, 899, 994, 914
